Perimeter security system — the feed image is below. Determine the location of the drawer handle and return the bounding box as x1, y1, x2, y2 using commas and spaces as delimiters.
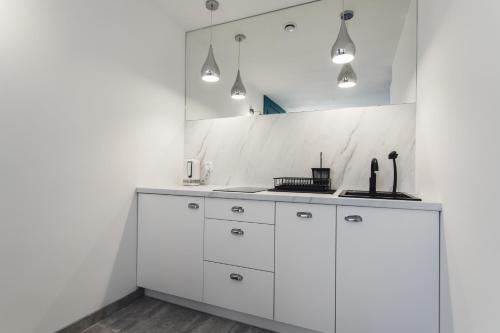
231, 206, 245, 213
188, 203, 199, 209
345, 215, 363, 222
230, 273, 244, 281
297, 212, 313, 219
230, 228, 245, 236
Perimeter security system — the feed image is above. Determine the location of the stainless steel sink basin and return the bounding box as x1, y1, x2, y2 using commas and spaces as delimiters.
339, 190, 421, 201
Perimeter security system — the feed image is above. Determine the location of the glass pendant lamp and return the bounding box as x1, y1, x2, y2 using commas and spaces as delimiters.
201, 0, 221, 82
337, 63, 357, 88
231, 34, 247, 100
331, 1, 356, 64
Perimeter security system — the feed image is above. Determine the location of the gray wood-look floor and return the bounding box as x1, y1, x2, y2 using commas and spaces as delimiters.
81, 296, 274, 333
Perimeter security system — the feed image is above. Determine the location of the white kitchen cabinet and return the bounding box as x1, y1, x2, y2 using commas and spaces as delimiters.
136, 188, 441, 333
137, 194, 204, 301
274, 203, 336, 333
336, 206, 439, 333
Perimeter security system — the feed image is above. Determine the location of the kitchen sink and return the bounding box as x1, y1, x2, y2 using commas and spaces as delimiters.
339, 190, 421, 201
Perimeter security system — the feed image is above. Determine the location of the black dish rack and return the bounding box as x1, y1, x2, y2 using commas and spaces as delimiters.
269, 177, 336, 194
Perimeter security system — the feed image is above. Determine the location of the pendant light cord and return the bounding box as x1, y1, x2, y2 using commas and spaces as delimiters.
237, 41, 241, 69
209, 8, 213, 44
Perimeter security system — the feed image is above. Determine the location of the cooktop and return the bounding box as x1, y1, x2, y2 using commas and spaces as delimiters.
213, 187, 268, 193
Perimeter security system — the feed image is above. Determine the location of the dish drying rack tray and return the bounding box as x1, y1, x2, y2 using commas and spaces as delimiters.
271, 177, 334, 194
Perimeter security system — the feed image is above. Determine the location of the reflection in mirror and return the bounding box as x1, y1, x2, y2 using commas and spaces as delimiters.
186, 0, 416, 120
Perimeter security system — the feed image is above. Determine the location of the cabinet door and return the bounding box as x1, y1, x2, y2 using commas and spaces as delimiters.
336, 206, 439, 333
275, 203, 336, 333
137, 194, 204, 301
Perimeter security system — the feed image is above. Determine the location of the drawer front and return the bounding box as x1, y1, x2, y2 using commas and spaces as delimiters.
205, 198, 275, 224
203, 261, 274, 319
204, 219, 274, 271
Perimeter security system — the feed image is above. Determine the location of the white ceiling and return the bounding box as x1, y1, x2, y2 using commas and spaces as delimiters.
157, 0, 316, 31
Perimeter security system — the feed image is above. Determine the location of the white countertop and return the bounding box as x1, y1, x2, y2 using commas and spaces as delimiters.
137, 186, 442, 212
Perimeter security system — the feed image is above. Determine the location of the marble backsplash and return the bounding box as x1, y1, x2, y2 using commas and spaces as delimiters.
185, 104, 416, 193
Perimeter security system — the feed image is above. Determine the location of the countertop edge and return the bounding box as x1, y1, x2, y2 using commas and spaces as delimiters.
136, 187, 442, 212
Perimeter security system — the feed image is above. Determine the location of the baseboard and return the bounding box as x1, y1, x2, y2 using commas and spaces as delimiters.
55, 288, 145, 333
145, 289, 320, 333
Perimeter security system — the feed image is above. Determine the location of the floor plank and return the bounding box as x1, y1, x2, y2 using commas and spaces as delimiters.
81, 296, 274, 333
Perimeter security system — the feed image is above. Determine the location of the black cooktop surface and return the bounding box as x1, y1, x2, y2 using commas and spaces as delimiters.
213, 187, 268, 193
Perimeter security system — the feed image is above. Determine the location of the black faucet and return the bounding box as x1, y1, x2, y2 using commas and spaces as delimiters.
369, 158, 379, 195
388, 151, 399, 194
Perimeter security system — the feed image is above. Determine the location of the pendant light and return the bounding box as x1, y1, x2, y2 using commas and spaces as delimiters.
201, 0, 221, 82
231, 34, 247, 100
331, 2, 356, 64
337, 63, 357, 88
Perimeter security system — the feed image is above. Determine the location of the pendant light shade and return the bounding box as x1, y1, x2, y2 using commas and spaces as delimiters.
337, 63, 357, 88
201, 0, 220, 82
331, 9, 356, 64
231, 70, 247, 99
201, 45, 220, 82
231, 34, 247, 100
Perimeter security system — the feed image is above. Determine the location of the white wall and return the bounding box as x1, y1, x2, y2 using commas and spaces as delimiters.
417, 0, 500, 332
390, 0, 417, 104
0, 1, 185, 333
185, 104, 416, 192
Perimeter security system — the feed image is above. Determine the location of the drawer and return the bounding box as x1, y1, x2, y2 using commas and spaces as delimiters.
205, 198, 275, 224
203, 261, 274, 319
204, 219, 274, 271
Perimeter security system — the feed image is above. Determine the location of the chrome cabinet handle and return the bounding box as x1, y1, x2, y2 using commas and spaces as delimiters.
188, 203, 199, 209
231, 206, 245, 213
230, 228, 244, 236
230, 273, 243, 281
345, 215, 363, 222
297, 212, 313, 219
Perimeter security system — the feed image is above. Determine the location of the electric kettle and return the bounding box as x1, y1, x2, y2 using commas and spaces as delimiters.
183, 159, 201, 185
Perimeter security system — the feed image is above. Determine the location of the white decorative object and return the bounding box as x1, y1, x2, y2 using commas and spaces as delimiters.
200, 161, 213, 185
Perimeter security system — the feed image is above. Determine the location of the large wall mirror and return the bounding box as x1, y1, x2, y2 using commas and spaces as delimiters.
186, 0, 416, 120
